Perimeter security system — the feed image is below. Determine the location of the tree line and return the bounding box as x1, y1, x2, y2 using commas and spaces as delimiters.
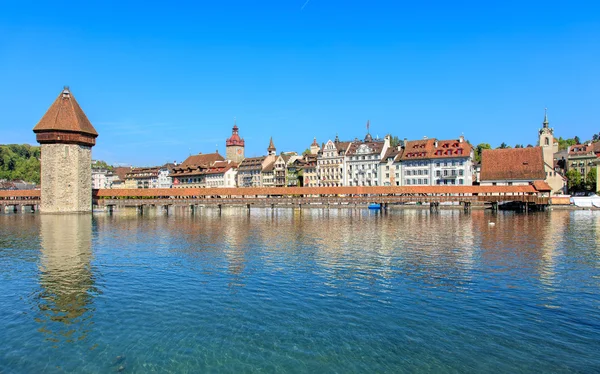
0, 144, 41, 184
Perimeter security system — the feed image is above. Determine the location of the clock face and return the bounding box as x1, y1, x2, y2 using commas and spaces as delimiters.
237, 149, 243, 155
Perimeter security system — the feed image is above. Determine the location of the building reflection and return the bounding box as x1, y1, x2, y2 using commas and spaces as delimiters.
37, 215, 97, 345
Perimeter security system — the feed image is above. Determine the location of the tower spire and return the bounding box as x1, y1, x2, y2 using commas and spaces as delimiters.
543, 108, 549, 128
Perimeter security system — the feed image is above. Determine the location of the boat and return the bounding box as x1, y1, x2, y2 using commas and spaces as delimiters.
368, 203, 381, 209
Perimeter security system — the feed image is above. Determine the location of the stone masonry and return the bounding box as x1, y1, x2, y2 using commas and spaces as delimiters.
40, 144, 92, 213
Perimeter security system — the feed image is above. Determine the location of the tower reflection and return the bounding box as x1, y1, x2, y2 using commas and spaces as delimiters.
37, 215, 97, 345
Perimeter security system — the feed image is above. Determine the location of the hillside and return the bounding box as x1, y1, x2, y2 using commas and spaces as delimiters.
0, 144, 41, 184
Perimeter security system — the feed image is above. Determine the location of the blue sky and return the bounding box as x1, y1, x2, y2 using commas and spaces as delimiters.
1, 0, 598, 165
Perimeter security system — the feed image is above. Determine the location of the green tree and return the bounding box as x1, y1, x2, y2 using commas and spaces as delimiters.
389, 135, 401, 148
586, 167, 597, 192
302, 148, 311, 156
497, 142, 510, 149
566, 169, 582, 192
557, 137, 577, 151
474, 143, 491, 162
0, 144, 41, 183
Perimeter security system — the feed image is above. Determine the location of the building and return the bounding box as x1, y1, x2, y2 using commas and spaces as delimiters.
567, 144, 598, 183
480, 147, 546, 186
225, 121, 245, 164
318, 135, 351, 187
379, 145, 403, 186
400, 136, 473, 186
345, 133, 390, 186
92, 167, 111, 189
301, 154, 318, 187
110, 167, 130, 189
171, 152, 225, 188
309, 138, 320, 155
158, 163, 175, 188
125, 167, 160, 189
238, 157, 267, 187
32, 87, 98, 213
204, 160, 238, 188
538, 110, 566, 194
236, 139, 278, 187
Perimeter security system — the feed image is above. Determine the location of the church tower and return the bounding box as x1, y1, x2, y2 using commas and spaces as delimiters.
310, 137, 320, 155
33, 87, 98, 213
267, 137, 276, 156
538, 108, 558, 165
225, 120, 245, 163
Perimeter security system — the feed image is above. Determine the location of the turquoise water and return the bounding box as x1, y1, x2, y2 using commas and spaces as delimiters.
1, 208, 599, 373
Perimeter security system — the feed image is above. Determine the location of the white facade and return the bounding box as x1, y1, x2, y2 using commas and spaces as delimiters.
317, 140, 348, 187
380, 152, 403, 186
92, 168, 108, 189
345, 138, 389, 187
158, 167, 172, 188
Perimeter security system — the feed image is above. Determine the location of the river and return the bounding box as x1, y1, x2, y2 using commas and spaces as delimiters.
1, 208, 599, 373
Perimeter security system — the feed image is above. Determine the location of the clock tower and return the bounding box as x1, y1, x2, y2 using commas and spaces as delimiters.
226, 120, 245, 163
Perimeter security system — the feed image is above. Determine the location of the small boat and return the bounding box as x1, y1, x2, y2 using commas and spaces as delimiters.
368, 203, 381, 209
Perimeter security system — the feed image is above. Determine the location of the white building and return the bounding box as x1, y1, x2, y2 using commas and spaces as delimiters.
400, 136, 474, 186
379, 145, 403, 186
345, 134, 390, 186
317, 136, 350, 187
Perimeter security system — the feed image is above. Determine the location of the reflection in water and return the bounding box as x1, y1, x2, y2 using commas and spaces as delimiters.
37, 215, 97, 345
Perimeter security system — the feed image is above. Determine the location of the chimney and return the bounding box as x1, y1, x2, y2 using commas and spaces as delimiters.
459, 135, 464, 143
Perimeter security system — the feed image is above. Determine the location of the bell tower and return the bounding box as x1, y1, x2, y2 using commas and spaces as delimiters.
33, 87, 98, 213
225, 120, 245, 163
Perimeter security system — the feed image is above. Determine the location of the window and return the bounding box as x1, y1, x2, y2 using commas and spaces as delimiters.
444, 161, 448, 167
444, 170, 448, 176
424, 170, 428, 175
459, 170, 464, 176
406, 179, 411, 185
436, 162, 440, 167
386, 165, 389, 170
452, 160, 456, 166
459, 179, 464, 185
436, 170, 441, 177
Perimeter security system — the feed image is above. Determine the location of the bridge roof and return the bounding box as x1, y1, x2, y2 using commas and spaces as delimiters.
92, 185, 538, 198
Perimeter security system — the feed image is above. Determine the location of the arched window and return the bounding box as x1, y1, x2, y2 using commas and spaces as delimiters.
545, 137, 550, 146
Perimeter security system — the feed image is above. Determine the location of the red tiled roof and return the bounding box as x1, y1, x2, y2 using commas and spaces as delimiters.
113, 167, 130, 182
480, 147, 546, 181
238, 156, 266, 171
346, 140, 385, 156
33, 88, 98, 136
532, 180, 552, 191
180, 152, 224, 168
226, 124, 244, 146
399, 138, 471, 160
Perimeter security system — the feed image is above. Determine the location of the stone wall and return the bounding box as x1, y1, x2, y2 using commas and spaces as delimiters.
40, 144, 92, 213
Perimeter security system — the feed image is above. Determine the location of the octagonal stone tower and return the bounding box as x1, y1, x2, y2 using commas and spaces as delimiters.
33, 87, 98, 213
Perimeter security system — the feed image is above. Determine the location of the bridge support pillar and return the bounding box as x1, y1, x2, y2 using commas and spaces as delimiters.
218, 204, 222, 215
30, 204, 36, 213
107, 205, 114, 215
271, 203, 274, 210
137, 205, 144, 215
491, 202, 498, 212
13, 205, 19, 213
463, 202, 471, 213
429, 202, 439, 212
164, 205, 169, 216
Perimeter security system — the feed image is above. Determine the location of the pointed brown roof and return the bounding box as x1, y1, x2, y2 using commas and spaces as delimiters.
33, 87, 98, 136
268, 137, 276, 152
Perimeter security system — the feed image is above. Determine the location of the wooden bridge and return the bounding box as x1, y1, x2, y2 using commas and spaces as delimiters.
0, 190, 40, 213
0, 185, 550, 213
93, 185, 549, 213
